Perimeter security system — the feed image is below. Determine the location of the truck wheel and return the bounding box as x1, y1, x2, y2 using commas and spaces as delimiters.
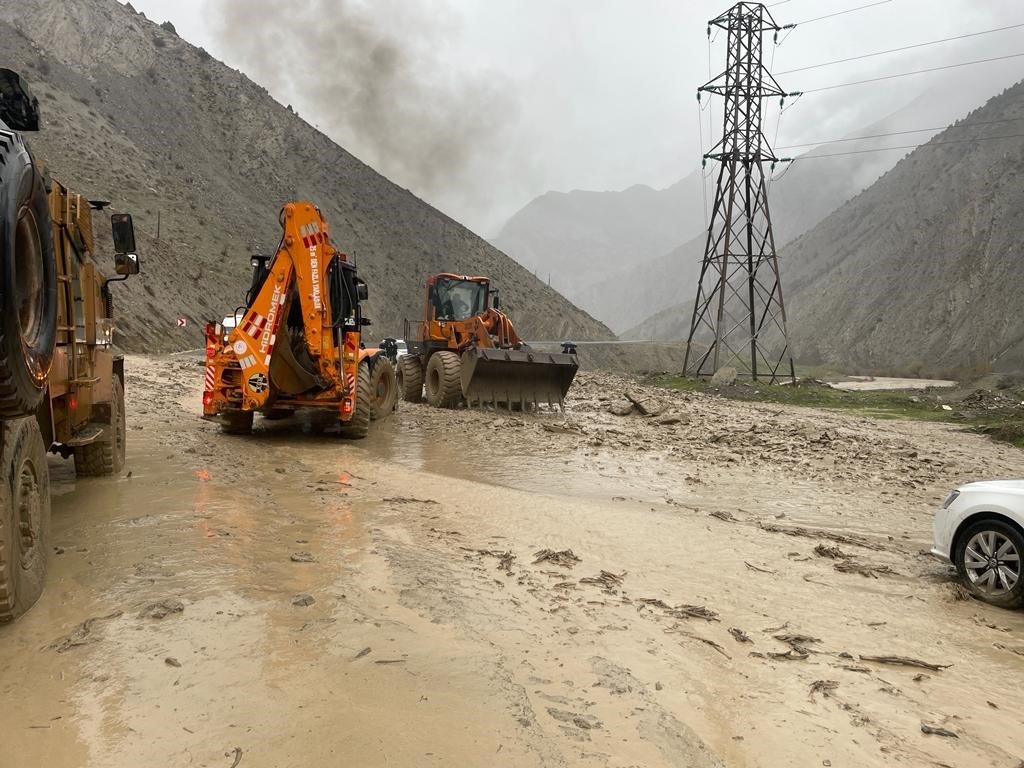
74, 376, 126, 477
0, 130, 57, 417
369, 357, 398, 420
398, 355, 423, 403
425, 351, 461, 409
339, 361, 371, 439
0, 417, 51, 623
221, 410, 254, 435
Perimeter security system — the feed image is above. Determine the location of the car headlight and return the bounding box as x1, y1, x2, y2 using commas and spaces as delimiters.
941, 490, 960, 509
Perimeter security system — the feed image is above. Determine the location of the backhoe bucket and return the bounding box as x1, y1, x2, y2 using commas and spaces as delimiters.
460, 347, 578, 409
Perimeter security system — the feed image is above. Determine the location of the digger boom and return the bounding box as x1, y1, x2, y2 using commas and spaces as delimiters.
202, 202, 382, 436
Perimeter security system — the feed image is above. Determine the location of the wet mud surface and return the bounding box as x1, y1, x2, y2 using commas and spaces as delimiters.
1, 355, 1023, 767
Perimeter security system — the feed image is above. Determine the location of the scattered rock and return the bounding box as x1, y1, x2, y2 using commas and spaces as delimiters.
290, 552, 315, 563
711, 366, 738, 387
728, 627, 752, 643
625, 391, 665, 416
165, 657, 182, 667
607, 401, 635, 417
292, 594, 316, 607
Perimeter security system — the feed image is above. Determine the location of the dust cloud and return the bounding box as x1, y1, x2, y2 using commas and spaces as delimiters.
212, 0, 519, 226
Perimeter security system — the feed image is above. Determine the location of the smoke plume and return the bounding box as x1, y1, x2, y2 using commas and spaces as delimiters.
212, 0, 519, 230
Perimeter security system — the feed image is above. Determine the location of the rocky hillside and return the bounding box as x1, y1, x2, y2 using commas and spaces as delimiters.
626, 81, 1024, 376
782, 81, 1024, 375
0, 0, 614, 352
500, 85, 1013, 334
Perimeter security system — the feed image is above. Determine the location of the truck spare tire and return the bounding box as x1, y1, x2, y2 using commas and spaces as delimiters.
0, 127, 56, 417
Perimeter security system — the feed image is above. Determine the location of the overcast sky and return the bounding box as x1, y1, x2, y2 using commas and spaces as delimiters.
123, 0, 1023, 234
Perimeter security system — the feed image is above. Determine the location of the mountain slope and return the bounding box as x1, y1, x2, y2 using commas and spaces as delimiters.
501, 84, 1016, 334
782, 82, 1024, 374
627, 81, 1024, 374
0, 0, 613, 352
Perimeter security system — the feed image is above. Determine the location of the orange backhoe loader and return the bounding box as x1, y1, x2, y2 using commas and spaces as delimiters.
398, 273, 577, 409
202, 202, 396, 436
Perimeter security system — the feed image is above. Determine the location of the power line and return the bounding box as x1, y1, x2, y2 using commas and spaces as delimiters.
776, 116, 1024, 150
791, 0, 893, 27
778, 131, 1024, 161
778, 22, 1024, 75
802, 52, 1024, 93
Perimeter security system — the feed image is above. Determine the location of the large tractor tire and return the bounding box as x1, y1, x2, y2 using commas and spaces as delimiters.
221, 410, 254, 435
0, 417, 51, 623
398, 355, 423, 403
369, 356, 398, 420
74, 376, 126, 477
425, 351, 462, 409
0, 129, 57, 417
340, 361, 371, 439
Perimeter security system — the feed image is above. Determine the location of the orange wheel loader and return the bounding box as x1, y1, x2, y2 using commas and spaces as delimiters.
202, 202, 396, 437
398, 273, 578, 410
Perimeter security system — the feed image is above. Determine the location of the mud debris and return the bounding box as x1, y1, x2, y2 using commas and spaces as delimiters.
859, 655, 951, 671
383, 496, 438, 505
48, 611, 123, 653
808, 680, 839, 701
813, 544, 851, 559
290, 552, 316, 563
352, 647, 372, 660
921, 723, 958, 738
758, 522, 886, 551
138, 599, 184, 619
579, 570, 626, 590
833, 561, 896, 578
227, 746, 244, 767
774, 634, 821, 654
728, 627, 752, 643
533, 548, 582, 567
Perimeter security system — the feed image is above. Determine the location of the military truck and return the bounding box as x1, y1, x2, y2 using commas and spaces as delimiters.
0, 69, 140, 622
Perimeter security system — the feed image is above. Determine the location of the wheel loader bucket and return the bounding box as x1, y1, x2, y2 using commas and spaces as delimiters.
460, 346, 578, 408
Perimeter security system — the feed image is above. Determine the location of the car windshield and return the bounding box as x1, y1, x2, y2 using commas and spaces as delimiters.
434, 278, 487, 321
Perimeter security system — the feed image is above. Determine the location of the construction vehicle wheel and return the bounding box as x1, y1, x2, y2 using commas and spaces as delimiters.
339, 361, 371, 439
0, 417, 51, 623
221, 410, 254, 435
369, 357, 398, 420
398, 355, 423, 403
425, 351, 462, 409
0, 132, 57, 417
74, 376, 126, 477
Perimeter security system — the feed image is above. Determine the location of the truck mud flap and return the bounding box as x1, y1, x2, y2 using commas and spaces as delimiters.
460, 347, 578, 409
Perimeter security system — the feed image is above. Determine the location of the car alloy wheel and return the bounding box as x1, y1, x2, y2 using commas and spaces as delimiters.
963, 530, 1020, 595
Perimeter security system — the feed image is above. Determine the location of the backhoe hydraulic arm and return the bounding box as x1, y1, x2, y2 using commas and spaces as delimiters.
204, 202, 362, 418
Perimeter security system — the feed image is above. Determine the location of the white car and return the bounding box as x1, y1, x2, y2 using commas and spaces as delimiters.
932, 481, 1024, 608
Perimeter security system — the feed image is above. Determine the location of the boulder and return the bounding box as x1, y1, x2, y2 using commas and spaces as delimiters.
711, 366, 738, 387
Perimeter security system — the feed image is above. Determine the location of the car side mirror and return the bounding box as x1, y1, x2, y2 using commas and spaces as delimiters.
490, 290, 501, 310
111, 213, 137, 255
115, 252, 140, 276
356, 279, 369, 301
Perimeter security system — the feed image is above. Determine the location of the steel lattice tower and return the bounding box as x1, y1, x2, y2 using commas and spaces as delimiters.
684, 2, 795, 383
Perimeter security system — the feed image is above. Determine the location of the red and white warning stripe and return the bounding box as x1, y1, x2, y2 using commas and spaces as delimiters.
204, 365, 215, 391
241, 313, 267, 340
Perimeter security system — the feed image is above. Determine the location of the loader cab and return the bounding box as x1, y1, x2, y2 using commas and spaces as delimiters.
430, 276, 489, 322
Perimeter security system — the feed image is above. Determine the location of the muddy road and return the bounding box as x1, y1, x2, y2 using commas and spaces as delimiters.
1, 355, 1023, 767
